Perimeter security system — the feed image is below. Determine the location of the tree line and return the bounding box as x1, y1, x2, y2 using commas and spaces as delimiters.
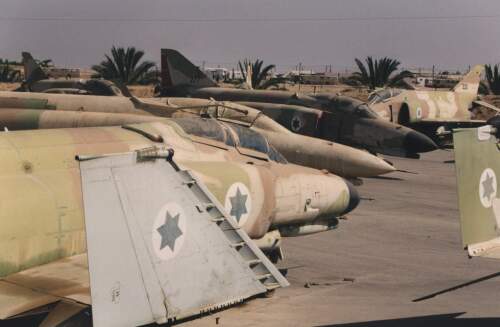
2, 46, 500, 96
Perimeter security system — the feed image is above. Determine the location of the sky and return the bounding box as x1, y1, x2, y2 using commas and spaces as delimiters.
1, 0, 499, 73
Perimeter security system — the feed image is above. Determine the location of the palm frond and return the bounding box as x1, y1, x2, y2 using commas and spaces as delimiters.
350, 56, 407, 89
485, 64, 500, 95
92, 46, 156, 85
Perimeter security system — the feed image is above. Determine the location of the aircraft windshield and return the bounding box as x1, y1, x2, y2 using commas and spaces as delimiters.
172, 118, 287, 163
226, 123, 288, 163
173, 117, 233, 145
228, 123, 270, 154
268, 145, 288, 164
368, 89, 403, 105
328, 97, 378, 118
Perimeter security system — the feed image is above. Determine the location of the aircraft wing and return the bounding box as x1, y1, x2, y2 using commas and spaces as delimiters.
0, 254, 89, 322
79, 146, 288, 327
0, 146, 288, 326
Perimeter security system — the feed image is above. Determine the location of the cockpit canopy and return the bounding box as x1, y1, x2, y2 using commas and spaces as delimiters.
172, 117, 288, 164
368, 89, 403, 105
316, 95, 379, 119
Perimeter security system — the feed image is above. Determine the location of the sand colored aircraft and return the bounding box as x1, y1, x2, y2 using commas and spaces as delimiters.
369, 65, 500, 144
16, 52, 123, 96
0, 117, 361, 326
0, 90, 396, 178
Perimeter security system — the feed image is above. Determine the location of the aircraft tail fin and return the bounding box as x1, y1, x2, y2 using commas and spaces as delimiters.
21, 52, 48, 86
453, 123, 500, 259
452, 65, 484, 95
160, 49, 217, 90
79, 148, 287, 326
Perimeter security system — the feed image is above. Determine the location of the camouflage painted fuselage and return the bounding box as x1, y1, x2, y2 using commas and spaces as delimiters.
159, 48, 436, 158
19, 79, 123, 96
163, 86, 437, 158
371, 89, 475, 124
0, 119, 354, 277
369, 65, 485, 143
0, 91, 396, 177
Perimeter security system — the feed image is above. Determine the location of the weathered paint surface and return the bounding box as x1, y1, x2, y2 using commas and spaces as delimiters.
454, 124, 500, 258
159, 48, 437, 158
0, 91, 396, 177
370, 65, 484, 125
0, 119, 354, 278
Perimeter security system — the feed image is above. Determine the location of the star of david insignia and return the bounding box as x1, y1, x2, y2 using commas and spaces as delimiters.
156, 211, 183, 251
229, 187, 248, 222
482, 172, 496, 203
291, 116, 302, 131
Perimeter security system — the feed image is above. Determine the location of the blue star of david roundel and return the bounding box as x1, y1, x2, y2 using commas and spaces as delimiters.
479, 168, 497, 208
152, 203, 187, 261
291, 114, 304, 132
224, 183, 252, 226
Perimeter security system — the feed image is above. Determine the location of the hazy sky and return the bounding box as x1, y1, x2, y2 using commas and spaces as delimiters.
1, 0, 499, 72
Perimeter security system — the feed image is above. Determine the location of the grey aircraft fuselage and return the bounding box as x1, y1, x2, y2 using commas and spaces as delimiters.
162, 86, 437, 158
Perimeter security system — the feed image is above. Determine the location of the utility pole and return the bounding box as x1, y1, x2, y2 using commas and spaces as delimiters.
432, 65, 436, 90
298, 62, 302, 91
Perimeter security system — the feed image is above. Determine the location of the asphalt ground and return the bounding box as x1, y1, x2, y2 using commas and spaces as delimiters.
183, 150, 500, 327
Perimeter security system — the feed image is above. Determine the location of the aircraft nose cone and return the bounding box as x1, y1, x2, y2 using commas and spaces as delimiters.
404, 130, 438, 154
341, 180, 360, 215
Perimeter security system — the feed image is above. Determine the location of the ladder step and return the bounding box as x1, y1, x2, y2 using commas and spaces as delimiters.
196, 203, 216, 213
230, 242, 245, 249
247, 259, 261, 267
211, 217, 225, 223
256, 274, 271, 281
264, 283, 281, 290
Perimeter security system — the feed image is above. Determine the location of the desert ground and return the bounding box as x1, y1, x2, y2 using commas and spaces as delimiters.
181, 150, 500, 327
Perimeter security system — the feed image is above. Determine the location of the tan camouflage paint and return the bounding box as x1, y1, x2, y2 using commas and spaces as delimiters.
0, 91, 395, 177
0, 120, 352, 277
371, 65, 483, 124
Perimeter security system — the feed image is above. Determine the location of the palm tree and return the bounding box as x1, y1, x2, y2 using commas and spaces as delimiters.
484, 64, 500, 95
238, 59, 281, 89
0, 63, 20, 82
351, 57, 413, 89
92, 46, 156, 85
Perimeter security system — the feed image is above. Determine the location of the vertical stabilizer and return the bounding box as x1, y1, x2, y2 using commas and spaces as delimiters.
21, 52, 48, 86
453, 65, 483, 95
454, 124, 500, 259
161, 49, 217, 90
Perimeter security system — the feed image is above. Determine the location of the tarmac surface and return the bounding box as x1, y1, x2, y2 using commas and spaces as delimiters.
183, 150, 500, 327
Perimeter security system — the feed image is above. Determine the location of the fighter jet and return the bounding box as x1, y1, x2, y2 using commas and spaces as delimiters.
454, 118, 500, 259
0, 117, 359, 326
159, 49, 437, 159
16, 52, 123, 96
0, 90, 397, 178
369, 65, 495, 144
